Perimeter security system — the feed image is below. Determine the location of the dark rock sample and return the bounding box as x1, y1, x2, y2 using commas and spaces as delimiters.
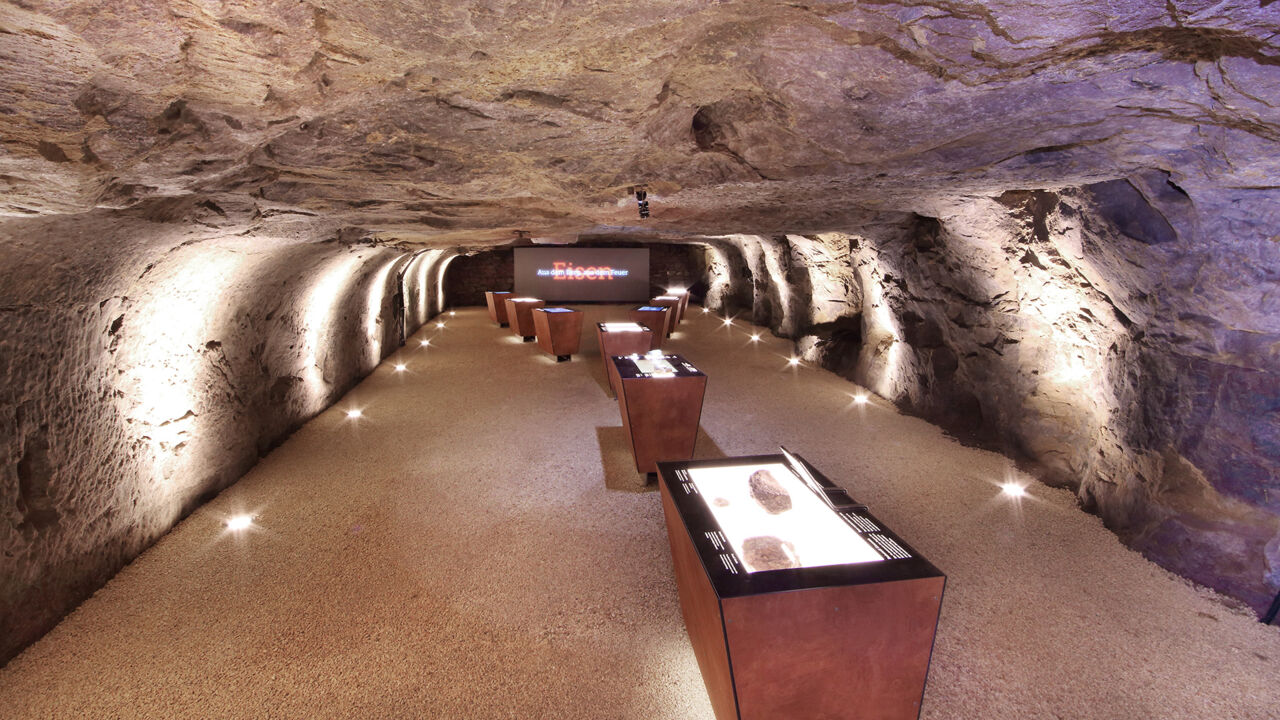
743, 536, 800, 572
749, 468, 792, 514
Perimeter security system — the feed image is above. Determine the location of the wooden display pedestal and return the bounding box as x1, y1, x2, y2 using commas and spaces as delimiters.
672, 290, 690, 323
656, 453, 945, 720
651, 296, 681, 334
613, 353, 706, 474
533, 308, 583, 361
630, 306, 672, 349
485, 291, 513, 326
597, 322, 656, 397
505, 297, 545, 341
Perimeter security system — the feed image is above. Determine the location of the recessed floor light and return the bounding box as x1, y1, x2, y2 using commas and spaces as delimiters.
788, 357, 801, 366
346, 409, 363, 419
226, 514, 253, 531
449, 311, 456, 316
393, 363, 406, 372
852, 393, 869, 405
420, 340, 430, 347
436, 322, 446, 329
750, 334, 760, 342
1001, 482, 1027, 498
722, 318, 732, 327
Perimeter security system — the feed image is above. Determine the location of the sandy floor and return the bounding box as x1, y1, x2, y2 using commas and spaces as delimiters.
1, 305, 1277, 719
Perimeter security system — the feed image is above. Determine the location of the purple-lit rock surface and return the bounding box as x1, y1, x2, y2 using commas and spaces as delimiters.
2, 0, 1279, 662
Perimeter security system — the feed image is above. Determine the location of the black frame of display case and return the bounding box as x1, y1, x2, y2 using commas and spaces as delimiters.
657, 452, 944, 599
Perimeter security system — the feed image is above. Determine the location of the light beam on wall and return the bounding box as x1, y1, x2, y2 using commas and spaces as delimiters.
303, 253, 365, 408
127, 251, 246, 463
435, 253, 457, 315
365, 256, 401, 366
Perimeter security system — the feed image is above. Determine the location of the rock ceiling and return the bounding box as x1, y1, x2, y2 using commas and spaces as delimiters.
2, 1, 1279, 245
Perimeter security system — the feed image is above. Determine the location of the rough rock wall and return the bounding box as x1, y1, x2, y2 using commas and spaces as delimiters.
0, 211, 433, 663
701, 183, 1280, 615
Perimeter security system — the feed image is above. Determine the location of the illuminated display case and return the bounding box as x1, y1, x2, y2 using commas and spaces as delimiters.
657, 450, 945, 720
630, 305, 671, 349
504, 297, 545, 341
533, 307, 583, 361
613, 352, 707, 473
485, 290, 513, 326
596, 322, 655, 396
651, 296, 681, 334
669, 289, 690, 323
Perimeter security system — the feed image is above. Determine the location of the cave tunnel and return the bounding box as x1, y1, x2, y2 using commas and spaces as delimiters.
1, 2, 1278, 717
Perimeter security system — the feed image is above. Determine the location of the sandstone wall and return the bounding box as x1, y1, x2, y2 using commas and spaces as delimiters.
0, 211, 432, 663
700, 182, 1280, 615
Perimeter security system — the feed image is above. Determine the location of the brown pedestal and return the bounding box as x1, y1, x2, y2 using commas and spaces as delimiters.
657, 454, 946, 720
485, 291, 513, 326
596, 322, 656, 397
614, 353, 706, 474
533, 308, 584, 361
669, 290, 690, 324
630, 306, 671, 349
650, 296, 681, 336
505, 298, 545, 340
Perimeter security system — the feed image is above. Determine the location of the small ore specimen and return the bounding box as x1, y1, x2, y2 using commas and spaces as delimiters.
743, 536, 799, 571
749, 469, 792, 514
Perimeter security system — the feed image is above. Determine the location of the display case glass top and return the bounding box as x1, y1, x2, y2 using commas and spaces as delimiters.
636, 305, 666, 312
536, 307, 576, 313
687, 462, 883, 573
614, 352, 702, 380
509, 297, 541, 303
599, 322, 647, 332
659, 451, 943, 598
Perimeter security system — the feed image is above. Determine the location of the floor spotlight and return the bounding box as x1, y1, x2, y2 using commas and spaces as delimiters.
788, 357, 801, 367
750, 334, 760, 342
225, 514, 253, 531
420, 339, 431, 347
1001, 482, 1027, 498
852, 393, 869, 405
722, 318, 733, 327
393, 363, 407, 372
346, 409, 363, 419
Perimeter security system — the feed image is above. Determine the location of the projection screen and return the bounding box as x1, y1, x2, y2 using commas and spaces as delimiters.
513, 247, 650, 302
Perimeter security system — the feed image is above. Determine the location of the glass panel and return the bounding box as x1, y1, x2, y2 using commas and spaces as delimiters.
687, 463, 883, 573
632, 356, 677, 376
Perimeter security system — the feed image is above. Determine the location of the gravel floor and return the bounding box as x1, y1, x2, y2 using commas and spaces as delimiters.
1, 305, 1277, 719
